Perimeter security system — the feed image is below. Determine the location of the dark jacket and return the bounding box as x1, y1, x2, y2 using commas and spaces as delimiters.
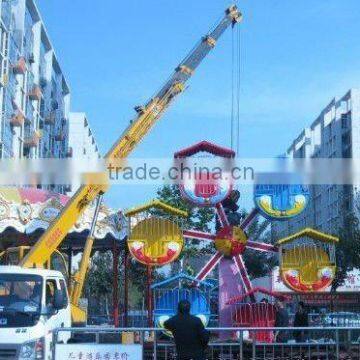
275, 308, 290, 343
164, 313, 210, 360
275, 308, 289, 327
294, 310, 308, 327
293, 310, 309, 342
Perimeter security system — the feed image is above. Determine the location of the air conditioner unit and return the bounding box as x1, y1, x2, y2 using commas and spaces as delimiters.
0, 73, 8, 87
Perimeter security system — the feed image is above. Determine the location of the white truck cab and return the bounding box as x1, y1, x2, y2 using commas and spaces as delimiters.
0, 266, 71, 359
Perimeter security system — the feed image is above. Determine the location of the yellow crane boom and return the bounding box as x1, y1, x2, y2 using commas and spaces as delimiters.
20, 4, 242, 269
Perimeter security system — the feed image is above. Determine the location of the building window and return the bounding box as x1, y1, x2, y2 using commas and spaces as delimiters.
39, 98, 45, 118
342, 131, 351, 147
23, 146, 29, 158
341, 114, 349, 129
327, 122, 332, 137
342, 147, 352, 158
344, 200, 351, 211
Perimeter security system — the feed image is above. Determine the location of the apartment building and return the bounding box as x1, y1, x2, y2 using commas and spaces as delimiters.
0, 0, 71, 192
67, 112, 101, 194
68, 112, 100, 161
272, 89, 360, 238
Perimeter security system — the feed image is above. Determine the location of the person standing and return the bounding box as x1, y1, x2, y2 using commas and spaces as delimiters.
274, 299, 289, 343
164, 300, 210, 360
293, 301, 309, 342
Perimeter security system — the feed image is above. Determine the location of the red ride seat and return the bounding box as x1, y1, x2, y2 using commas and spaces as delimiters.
233, 303, 276, 343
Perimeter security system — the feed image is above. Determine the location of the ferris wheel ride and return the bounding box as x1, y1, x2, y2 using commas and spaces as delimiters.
175, 141, 278, 300
175, 140, 338, 300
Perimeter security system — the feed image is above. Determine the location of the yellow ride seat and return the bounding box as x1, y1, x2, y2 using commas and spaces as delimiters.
282, 246, 331, 285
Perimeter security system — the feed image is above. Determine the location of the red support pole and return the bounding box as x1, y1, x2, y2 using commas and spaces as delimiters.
124, 247, 129, 327
112, 241, 120, 327
147, 265, 153, 327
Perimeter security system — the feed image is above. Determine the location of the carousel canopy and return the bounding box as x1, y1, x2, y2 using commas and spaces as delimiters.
0, 187, 127, 252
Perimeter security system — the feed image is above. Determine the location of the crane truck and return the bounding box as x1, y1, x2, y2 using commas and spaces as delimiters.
0, 5, 242, 359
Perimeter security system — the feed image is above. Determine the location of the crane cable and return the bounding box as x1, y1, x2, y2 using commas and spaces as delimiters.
230, 20, 241, 156
230, 27, 234, 151
236, 24, 241, 156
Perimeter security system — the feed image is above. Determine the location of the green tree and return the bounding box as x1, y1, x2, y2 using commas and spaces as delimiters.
240, 211, 277, 279
332, 213, 360, 290
84, 248, 165, 314
151, 185, 214, 275
153, 184, 214, 231
84, 251, 114, 316
126, 255, 165, 308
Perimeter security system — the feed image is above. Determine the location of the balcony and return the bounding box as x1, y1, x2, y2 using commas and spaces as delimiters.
44, 111, 56, 125
27, 85, 42, 101
10, 109, 25, 127
24, 130, 42, 148
12, 57, 26, 74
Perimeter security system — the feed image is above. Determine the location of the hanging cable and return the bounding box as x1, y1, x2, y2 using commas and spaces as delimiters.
236, 24, 241, 156
231, 27, 235, 151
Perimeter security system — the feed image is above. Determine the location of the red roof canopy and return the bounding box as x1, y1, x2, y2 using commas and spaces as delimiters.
174, 140, 235, 159
226, 287, 291, 305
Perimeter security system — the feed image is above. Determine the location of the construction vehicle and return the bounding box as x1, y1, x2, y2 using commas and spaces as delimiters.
0, 267, 71, 359
0, 4, 241, 358
0, 247, 68, 280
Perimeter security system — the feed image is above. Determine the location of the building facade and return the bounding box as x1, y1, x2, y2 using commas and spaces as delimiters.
272, 89, 360, 238
0, 0, 71, 192
67, 112, 101, 194
68, 112, 100, 161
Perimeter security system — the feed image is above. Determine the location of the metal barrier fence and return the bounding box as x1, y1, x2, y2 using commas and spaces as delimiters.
87, 311, 360, 328
53, 326, 360, 359
88, 313, 220, 328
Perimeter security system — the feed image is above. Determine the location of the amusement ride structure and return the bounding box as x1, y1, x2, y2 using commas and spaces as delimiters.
176, 141, 338, 331
124, 140, 339, 338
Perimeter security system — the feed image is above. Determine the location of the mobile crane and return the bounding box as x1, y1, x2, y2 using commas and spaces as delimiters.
0, 5, 242, 358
